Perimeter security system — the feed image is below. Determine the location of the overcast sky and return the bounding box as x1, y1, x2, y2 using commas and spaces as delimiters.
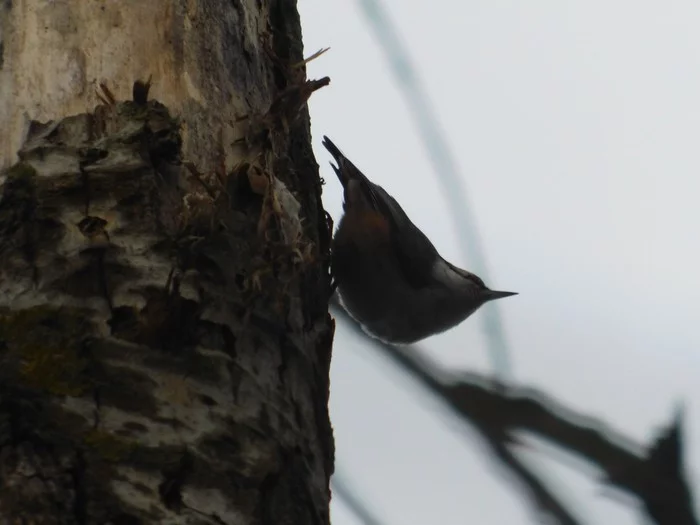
298, 2, 700, 524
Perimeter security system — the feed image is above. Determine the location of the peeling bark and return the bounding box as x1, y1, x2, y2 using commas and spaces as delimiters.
0, 1, 334, 524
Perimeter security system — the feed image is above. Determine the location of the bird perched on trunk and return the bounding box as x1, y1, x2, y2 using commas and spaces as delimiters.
323, 136, 516, 344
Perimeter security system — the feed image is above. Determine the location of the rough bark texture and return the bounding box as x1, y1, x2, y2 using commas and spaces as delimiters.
0, 1, 334, 524
0, 0, 305, 174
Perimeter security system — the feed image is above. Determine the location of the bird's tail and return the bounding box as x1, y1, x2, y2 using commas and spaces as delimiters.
322, 136, 387, 212
322, 136, 367, 188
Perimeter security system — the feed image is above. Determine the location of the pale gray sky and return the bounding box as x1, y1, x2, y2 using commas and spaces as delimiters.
299, 1, 700, 524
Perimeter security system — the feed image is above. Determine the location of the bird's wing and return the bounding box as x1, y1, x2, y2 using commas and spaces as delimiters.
373, 186, 440, 288
323, 135, 438, 289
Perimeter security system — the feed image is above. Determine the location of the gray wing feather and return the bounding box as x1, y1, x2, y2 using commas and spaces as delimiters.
323, 135, 438, 289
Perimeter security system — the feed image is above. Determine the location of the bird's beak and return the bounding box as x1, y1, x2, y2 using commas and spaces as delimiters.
483, 290, 518, 302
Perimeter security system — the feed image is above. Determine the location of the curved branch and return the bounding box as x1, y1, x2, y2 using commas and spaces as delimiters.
332, 304, 697, 525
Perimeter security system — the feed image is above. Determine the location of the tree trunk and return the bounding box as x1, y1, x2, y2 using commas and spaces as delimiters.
0, 1, 334, 524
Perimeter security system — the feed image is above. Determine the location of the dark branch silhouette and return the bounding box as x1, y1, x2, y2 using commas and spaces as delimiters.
332, 304, 697, 525
487, 439, 583, 525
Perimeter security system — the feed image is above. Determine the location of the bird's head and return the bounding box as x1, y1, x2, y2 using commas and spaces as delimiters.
432, 258, 517, 305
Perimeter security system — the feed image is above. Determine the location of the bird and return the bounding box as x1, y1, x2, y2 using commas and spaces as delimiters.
323, 135, 516, 344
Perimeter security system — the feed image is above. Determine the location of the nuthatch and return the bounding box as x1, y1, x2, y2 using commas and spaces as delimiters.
323, 136, 517, 344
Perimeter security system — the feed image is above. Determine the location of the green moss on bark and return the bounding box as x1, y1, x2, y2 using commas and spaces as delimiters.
0, 306, 94, 396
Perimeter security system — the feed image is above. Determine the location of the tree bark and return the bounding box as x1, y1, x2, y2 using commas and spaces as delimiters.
0, 1, 334, 524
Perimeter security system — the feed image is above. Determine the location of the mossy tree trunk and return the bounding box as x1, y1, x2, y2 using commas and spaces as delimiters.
0, 1, 334, 523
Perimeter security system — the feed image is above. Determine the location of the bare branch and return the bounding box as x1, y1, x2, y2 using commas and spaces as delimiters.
332, 468, 390, 525
331, 304, 698, 525
487, 438, 583, 525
